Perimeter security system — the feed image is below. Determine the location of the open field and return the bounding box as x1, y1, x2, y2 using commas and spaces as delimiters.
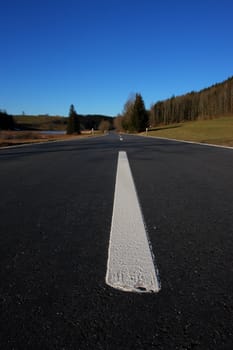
13, 115, 67, 131
143, 117, 233, 147
0, 130, 102, 148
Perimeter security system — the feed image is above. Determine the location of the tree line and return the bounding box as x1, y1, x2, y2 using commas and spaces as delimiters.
150, 76, 233, 126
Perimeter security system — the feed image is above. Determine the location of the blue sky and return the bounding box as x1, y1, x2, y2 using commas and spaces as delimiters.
1, 0, 233, 116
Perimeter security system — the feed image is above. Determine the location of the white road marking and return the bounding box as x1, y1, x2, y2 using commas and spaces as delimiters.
140, 134, 233, 150
106, 151, 160, 293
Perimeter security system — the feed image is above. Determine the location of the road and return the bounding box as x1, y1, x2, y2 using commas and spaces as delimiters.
0, 133, 233, 349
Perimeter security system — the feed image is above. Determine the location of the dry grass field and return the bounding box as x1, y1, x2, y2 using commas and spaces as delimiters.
0, 130, 100, 148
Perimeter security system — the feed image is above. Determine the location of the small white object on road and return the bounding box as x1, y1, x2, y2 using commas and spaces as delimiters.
106, 151, 160, 293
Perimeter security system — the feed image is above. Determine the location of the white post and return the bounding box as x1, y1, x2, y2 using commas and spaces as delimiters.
146, 127, 148, 136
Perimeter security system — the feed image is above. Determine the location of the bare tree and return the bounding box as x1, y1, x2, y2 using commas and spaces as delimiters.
98, 119, 111, 133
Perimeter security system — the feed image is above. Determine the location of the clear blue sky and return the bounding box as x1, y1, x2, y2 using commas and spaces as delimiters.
1, 0, 233, 116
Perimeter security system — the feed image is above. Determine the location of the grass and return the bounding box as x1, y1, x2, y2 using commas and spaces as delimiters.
0, 130, 102, 148
143, 117, 233, 147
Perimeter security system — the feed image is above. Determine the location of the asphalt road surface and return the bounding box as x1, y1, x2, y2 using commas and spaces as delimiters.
0, 133, 233, 349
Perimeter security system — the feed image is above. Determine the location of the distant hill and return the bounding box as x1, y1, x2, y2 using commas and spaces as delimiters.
13, 114, 114, 131
150, 76, 233, 126
79, 114, 114, 130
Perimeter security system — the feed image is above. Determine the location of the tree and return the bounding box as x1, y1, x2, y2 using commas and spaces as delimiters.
131, 93, 148, 132
0, 110, 15, 130
120, 93, 148, 132
114, 114, 124, 131
66, 104, 80, 134
121, 95, 135, 131
98, 119, 111, 133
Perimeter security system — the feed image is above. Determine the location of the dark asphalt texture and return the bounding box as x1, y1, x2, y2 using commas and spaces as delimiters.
0, 133, 233, 349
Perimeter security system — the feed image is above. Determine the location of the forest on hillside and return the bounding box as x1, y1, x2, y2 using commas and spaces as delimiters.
150, 76, 233, 126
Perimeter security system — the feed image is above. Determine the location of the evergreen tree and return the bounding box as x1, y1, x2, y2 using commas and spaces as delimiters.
67, 104, 80, 134
0, 110, 15, 130
131, 94, 148, 132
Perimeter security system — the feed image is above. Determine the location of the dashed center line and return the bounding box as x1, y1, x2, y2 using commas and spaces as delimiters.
106, 151, 160, 293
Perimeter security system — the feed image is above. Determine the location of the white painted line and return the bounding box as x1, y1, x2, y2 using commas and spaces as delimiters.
106, 151, 160, 293
154, 136, 233, 150
139, 134, 233, 150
